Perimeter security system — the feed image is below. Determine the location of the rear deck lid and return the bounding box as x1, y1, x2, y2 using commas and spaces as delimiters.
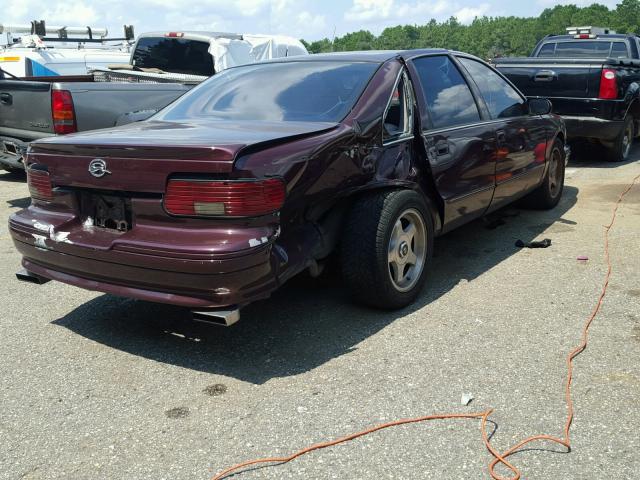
28, 119, 338, 192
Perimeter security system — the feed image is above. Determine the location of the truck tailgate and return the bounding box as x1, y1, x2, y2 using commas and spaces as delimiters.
0, 80, 54, 137
495, 58, 603, 99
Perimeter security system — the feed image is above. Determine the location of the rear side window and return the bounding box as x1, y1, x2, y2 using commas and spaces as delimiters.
611, 42, 629, 58
458, 58, 525, 119
383, 71, 415, 142
132, 37, 214, 76
412, 55, 480, 129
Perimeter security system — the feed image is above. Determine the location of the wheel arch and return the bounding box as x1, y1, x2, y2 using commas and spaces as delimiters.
348, 182, 443, 234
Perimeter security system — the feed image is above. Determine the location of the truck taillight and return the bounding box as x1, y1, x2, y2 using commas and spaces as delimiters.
27, 168, 53, 201
51, 90, 77, 134
164, 178, 286, 217
599, 69, 618, 99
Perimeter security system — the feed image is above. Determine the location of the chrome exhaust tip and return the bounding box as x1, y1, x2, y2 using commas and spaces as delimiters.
192, 308, 240, 327
16, 269, 51, 285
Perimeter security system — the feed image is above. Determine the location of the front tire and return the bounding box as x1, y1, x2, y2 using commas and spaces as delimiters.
341, 190, 434, 309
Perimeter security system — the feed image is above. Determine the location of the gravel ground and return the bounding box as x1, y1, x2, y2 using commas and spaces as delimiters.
0, 148, 639, 480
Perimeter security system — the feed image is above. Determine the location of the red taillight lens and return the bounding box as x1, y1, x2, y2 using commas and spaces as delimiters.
51, 90, 77, 134
599, 69, 618, 99
27, 168, 53, 201
165, 178, 286, 217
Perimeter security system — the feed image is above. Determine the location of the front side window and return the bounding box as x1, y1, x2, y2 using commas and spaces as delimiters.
412, 55, 481, 129
383, 71, 414, 142
156, 61, 378, 123
458, 57, 526, 119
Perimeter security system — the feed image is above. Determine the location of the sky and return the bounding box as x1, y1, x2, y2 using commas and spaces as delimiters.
2, 0, 623, 41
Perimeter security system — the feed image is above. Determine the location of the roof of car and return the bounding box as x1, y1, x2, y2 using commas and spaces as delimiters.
258, 49, 459, 64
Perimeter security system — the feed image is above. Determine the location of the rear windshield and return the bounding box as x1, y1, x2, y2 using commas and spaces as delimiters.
537, 41, 629, 58
132, 37, 214, 76
156, 61, 378, 123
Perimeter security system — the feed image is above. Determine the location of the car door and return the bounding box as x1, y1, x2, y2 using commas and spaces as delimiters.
456, 56, 548, 212
408, 54, 497, 232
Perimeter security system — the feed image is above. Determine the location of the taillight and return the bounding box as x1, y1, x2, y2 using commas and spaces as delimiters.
599, 69, 618, 99
27, 168, 53, 201
165, 178, 286, 217
51, 90, 77, 134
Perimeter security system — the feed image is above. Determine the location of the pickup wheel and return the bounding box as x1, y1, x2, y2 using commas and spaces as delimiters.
606, 116, 634, 162
341, 190, 434, 309
522, 138, 565, 210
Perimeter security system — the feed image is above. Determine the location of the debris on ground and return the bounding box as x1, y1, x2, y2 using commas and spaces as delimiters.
515, 238, 552, 248
461, 394, 474, 406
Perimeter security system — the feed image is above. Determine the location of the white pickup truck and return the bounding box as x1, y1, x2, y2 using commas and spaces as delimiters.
0, 21, 134, 77
0, 30, 308, 171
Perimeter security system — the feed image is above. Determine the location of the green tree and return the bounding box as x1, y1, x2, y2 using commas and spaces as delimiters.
301, 2, 640, 58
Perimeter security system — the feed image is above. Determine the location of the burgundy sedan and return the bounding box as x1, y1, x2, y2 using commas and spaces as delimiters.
11, 50, 567, 325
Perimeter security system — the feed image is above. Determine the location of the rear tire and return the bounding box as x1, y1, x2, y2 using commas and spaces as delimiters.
522, 138, 565, 210
606, 116, 634, 162
341, 189, 434, 309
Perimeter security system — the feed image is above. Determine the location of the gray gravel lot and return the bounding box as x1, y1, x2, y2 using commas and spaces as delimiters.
0, 149, 639, 480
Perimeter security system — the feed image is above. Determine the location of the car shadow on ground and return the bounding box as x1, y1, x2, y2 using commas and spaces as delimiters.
53, 184, 579, 384
7, 197, 30, 209
568, 141, 638, 168
0, 170, 26, 182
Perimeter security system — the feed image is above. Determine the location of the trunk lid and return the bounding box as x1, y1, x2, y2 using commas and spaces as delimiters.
29, 119, 338, 192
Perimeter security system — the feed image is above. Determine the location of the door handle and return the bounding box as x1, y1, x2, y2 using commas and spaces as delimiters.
534, 70, 556, 82
436, 142, 449, 156
0, 93, 12, 105
496, 130, 506, 143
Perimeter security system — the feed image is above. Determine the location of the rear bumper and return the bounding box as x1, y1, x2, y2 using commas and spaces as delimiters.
561, 116, 624, 142
10, 215, 283, 309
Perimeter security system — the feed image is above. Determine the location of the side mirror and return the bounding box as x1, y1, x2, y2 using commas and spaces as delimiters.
528, 97, 553, 115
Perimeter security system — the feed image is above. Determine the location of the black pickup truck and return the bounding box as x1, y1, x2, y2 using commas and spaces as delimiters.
495, 28, 640, 162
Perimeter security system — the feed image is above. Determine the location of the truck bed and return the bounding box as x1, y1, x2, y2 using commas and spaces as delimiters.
0, 77, 192, 169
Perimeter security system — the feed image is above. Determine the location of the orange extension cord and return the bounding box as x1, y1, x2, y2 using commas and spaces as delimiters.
211, 174, 640, 480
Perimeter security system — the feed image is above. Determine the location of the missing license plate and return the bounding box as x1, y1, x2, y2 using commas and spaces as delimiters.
80, 192, 132, 232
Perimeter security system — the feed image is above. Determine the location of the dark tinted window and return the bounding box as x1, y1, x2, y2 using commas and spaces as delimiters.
412, 56, 480, 129
132, 37, 214, 76
157, 61, 377, 122
458, 57, 525, 119
537, 43, 556, 57
545, 41, 629, 58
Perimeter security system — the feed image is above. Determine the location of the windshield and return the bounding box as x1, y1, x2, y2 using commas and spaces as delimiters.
537, 41, 629, 58
132, 37, 214, 76
156, 61, 379, 123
